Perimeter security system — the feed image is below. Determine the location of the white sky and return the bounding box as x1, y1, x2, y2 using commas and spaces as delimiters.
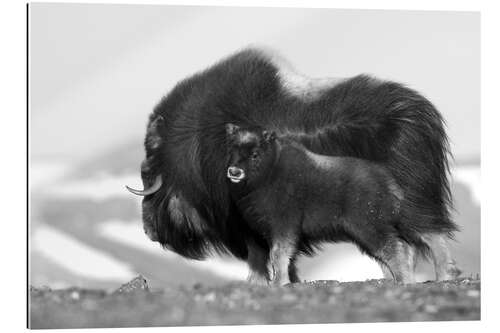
30, 4, 480, 163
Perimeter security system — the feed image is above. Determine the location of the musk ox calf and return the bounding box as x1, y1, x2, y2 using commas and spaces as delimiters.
225, 124, 460, 285
126, 48, 460, 284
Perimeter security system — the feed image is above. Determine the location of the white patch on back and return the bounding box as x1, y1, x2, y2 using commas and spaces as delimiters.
304, 149, 336, 170
257, 47, 344, 101
279, 68, 344, 101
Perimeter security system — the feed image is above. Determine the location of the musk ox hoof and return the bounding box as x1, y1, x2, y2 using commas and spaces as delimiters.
267, 269, 291, 286
443, 262, 463, 280
435, 261, 462, 281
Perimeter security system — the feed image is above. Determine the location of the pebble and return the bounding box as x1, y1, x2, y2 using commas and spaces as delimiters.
245, 299, 261, 311
30, 285, 52, 293
424, 305, 438, 313
81, 299, 98, 310
225, 300, 236, 308
70, 291, 80, 300
401, 292, 412, 300
113, 275, 149, 294
328, 296, 337, 304
281, 293, 298, 302
466, 290, 480, 298
333, 286, 344, 293
203, 292, 216, 302
168, 308, 185, 321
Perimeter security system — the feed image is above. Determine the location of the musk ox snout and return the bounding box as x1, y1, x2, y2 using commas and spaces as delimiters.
227, 166, 245, 183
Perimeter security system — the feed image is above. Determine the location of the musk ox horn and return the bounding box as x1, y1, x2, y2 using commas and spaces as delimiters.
126, 175, 162, 196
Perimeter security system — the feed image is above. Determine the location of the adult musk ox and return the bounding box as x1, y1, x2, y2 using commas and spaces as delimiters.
225, 124, 458, 285
127, 48, 460, 284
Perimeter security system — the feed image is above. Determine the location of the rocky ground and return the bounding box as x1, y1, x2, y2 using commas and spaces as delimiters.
29, 276, 480, 329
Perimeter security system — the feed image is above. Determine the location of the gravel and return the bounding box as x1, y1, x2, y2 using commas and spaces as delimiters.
29, 277, 480, 329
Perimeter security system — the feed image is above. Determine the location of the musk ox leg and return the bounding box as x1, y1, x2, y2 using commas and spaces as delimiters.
268, 236, 297, 286
424, 234, 461, 281
376, 238, 416, 284
246, 239, 270, 285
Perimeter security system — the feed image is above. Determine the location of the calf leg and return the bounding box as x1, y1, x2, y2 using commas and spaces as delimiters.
380, 264, 394, 280
246, 239, 269, 285
268, 236, 297, 286
424, 234, 461, 281
376, 238, 416, 284
288, 256, 301, 283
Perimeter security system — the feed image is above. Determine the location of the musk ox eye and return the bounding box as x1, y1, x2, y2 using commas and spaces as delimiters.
251, 152, 259, 160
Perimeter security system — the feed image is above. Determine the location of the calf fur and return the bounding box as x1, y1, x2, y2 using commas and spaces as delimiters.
226, 124, 461, 285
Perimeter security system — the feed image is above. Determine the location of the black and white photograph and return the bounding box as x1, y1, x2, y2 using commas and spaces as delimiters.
25, 1, 482, 329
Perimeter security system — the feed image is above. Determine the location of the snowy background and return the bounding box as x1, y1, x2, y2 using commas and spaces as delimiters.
29, 4, 480, 289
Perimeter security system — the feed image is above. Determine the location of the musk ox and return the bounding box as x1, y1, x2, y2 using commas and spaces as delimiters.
126, 48, 460, 284
225, 124, 459, 285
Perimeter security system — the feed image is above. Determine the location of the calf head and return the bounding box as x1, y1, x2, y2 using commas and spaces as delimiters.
225, 123, 277, 187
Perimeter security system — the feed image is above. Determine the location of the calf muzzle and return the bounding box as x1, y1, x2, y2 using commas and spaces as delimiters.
227, 166, 246, 183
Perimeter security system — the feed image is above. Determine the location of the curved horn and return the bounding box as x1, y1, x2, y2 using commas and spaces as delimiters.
125, 175, 162, 196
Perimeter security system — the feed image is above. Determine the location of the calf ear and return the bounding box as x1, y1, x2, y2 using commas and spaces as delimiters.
226, 123, 240, 136
263, 130, 276, 142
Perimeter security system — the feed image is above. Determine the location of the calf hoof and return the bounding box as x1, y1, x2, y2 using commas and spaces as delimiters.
393, 278, 416, 285
247, 273, 269, 286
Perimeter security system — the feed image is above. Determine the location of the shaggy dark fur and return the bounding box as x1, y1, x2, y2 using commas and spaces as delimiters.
135, 48, 458, 282
226, 125, 443, 284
